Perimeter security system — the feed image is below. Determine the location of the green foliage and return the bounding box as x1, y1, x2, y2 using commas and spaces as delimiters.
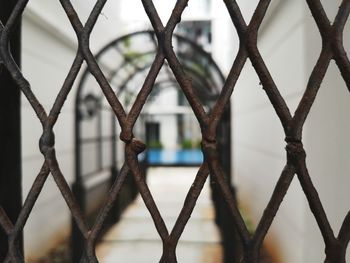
191, 62, 209, 76
122, 36, 131, 48
181, 139, 202, 149
181, 139, 193, 149
124, 51, 142, 61
147, 140, 163, 149
243, 215, 255, 234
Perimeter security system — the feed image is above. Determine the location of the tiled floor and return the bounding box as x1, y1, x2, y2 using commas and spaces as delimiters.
97, 167, 223, 263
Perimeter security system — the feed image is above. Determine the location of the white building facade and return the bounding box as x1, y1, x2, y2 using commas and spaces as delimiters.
227, 1, 350, 262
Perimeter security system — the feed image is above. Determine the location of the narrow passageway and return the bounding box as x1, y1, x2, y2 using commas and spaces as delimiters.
97, 167, 222, 262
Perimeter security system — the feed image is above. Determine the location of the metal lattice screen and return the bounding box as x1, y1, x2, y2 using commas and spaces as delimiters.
0, 0, 350, 262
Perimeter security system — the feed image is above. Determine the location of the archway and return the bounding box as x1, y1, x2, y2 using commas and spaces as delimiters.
73, 30, 233, 261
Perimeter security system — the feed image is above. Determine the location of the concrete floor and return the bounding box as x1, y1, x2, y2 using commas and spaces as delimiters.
96, 167, 223, 263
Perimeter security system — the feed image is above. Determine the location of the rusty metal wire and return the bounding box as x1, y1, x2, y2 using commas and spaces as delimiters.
0, 0, 349, 262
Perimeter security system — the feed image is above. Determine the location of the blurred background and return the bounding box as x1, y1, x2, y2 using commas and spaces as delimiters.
1, 0, 350, 262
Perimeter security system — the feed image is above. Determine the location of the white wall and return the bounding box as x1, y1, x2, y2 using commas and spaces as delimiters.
229, 2, 306, 262
21, 1, 123, 260
227, 0, 350, 262
22, 12, 76, 260
303, 1, 350, 261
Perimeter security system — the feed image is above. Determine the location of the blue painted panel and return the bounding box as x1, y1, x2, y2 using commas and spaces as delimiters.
147, 149, 203, 165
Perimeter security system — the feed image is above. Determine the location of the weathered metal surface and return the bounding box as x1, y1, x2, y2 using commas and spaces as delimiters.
0, 0, 349, 262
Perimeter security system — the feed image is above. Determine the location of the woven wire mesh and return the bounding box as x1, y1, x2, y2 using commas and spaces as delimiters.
0, 0, 350, 262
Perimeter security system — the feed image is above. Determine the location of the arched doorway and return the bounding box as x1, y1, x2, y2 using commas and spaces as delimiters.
73, 30, 233, 261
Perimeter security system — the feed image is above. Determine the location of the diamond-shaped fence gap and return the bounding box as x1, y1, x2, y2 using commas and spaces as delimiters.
232, 64, 287, 224
64, 0, 96, 25
319, 0, 344, 22
169, 39, 225, 114
88, 1, 124, 50
256, 176, 308, 263
234, 0, 260, 23
172, 169, 223, 262
303, 59, 350, 236
89, 34, 158, 112
177, 50, 217, 96
232, 141, 286, 226
22, 165, 73, 261
103, 36, 156, 86
145, 167, 203, 231
232, 61, 286, 129
148, 0, 178, 25
121, 65, 163, 113
93, 171, 166, 262
95, 207, 164, 262
96, 50, 124, 82
255, 0, 310, 113
21, 17, 78, 111
134, 62, 201, 152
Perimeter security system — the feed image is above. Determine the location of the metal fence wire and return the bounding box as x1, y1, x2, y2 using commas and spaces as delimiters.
0, 0, 350, 262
